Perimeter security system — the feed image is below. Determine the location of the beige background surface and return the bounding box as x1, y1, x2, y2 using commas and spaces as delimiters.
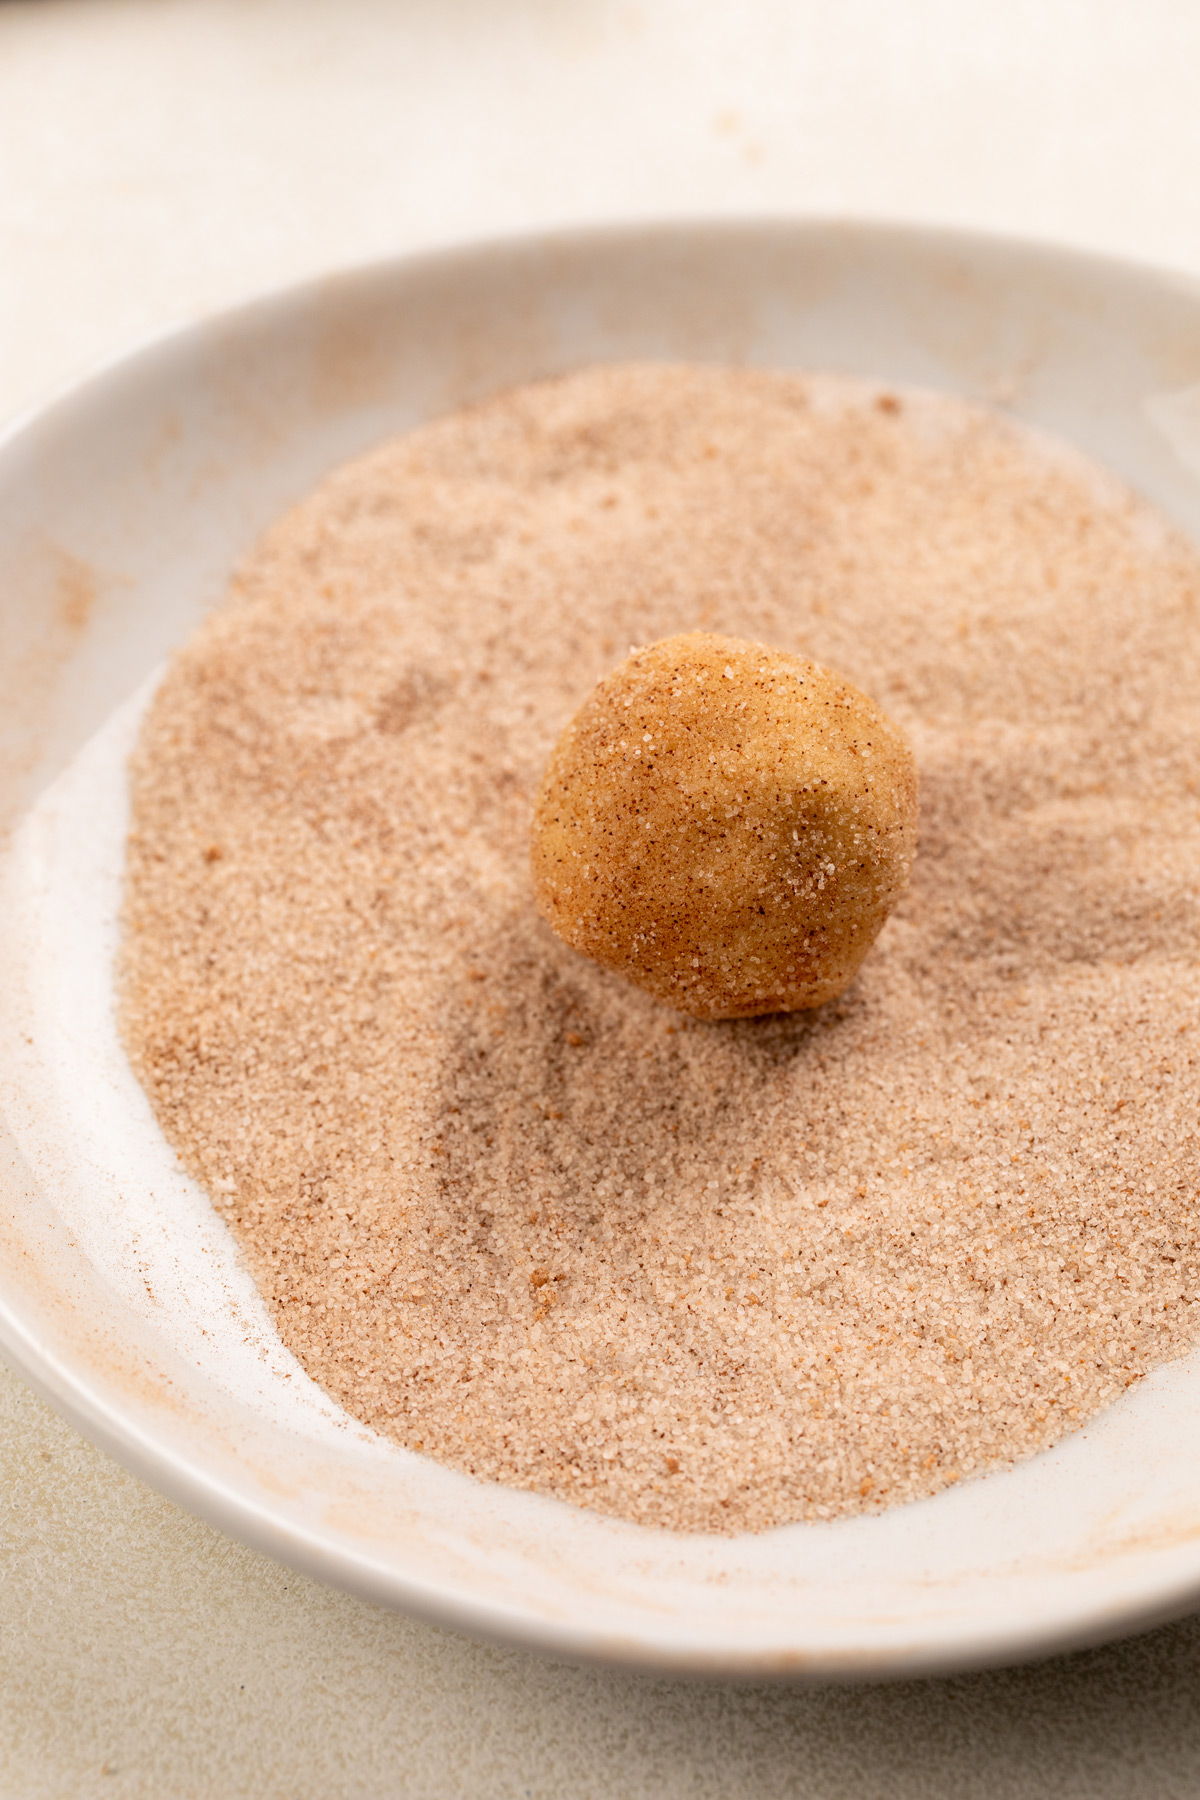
4, 2, 1200, 1793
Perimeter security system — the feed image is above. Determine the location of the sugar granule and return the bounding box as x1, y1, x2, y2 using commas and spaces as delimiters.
119, 364, 1200, 1533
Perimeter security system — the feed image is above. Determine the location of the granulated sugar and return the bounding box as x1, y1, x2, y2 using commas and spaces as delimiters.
119, 364, 1200, 1533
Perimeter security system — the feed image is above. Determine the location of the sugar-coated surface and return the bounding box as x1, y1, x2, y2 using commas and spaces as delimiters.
531, 630, 918, 1018
120, 364, 1200, 1532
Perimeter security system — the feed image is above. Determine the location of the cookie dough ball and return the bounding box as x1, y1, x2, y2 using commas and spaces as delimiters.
530, 632, 918, 1019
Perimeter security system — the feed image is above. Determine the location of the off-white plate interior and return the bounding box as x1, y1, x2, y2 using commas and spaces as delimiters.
3, 222, 1200, 1679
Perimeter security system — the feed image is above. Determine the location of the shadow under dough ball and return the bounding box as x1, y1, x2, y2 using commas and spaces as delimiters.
530, 632, 918, 1019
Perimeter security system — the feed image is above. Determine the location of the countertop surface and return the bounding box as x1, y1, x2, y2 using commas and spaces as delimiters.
5, 3, 1200, 1794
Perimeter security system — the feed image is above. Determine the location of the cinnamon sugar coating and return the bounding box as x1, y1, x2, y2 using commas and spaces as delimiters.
119, 364, 1200, 1534
531, 631, 917, 1017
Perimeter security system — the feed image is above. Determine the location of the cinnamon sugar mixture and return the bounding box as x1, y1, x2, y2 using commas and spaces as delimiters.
120, 365, 1200, 1532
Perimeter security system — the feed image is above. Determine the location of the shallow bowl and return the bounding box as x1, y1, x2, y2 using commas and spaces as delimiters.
3, 220, 1200, 1679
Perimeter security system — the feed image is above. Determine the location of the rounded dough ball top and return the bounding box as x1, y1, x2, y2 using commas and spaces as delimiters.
530, 632, 918, 1019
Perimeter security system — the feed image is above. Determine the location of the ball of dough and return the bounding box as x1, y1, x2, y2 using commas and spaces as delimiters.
530, 632, 918, 1019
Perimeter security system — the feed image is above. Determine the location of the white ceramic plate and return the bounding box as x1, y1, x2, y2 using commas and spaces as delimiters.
3, 221, 1200, 1681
